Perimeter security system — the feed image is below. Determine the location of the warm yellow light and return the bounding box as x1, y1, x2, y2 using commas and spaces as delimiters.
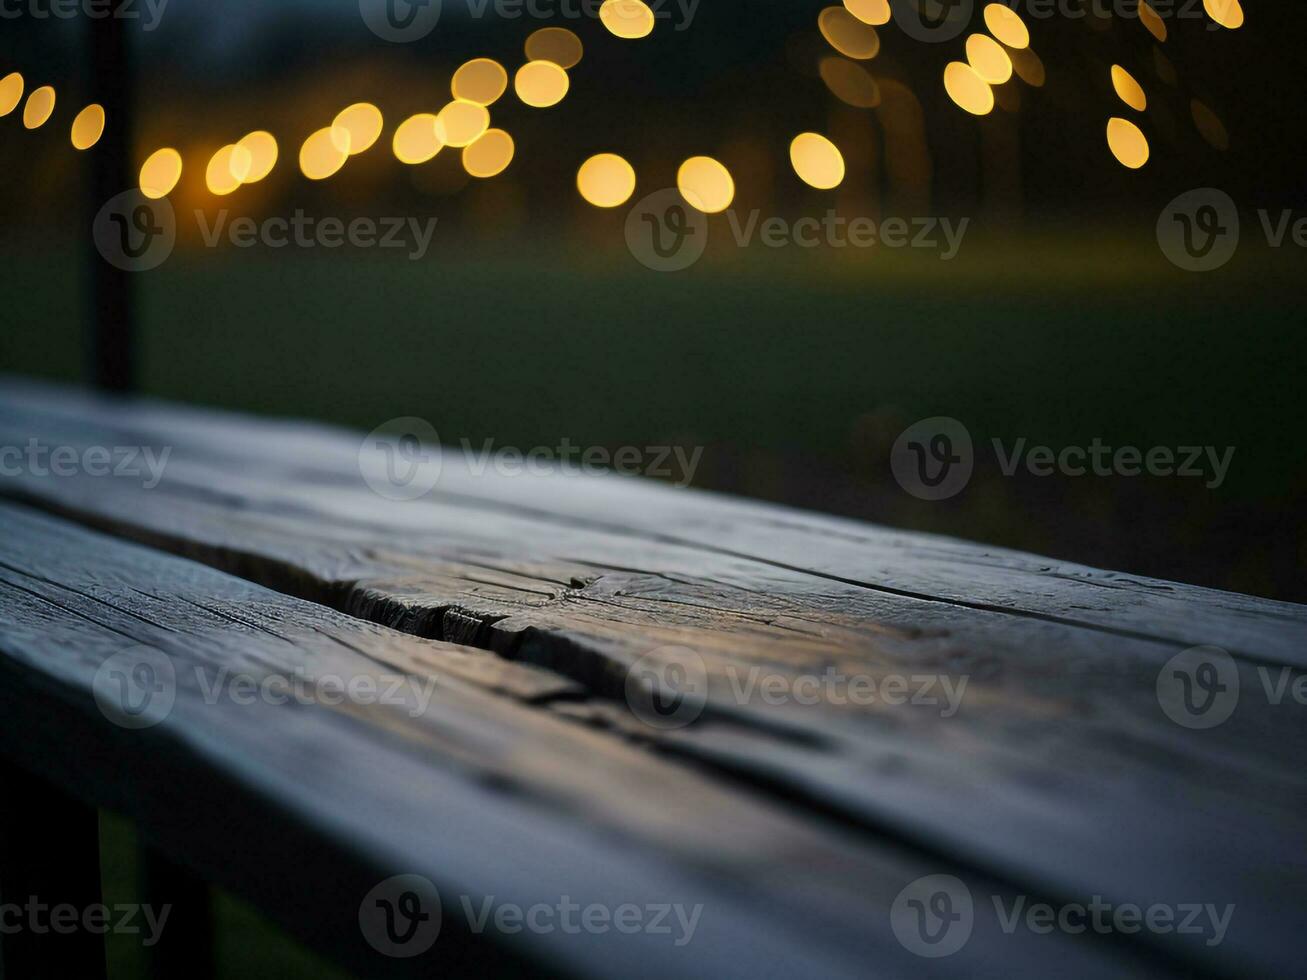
139, 148, 183, 199
237, 131, 278, 183
1203, 0, 1243, 29
983, 3, 1029, 48
576, 153, 636, 207
818, 6, 880, 60
514, 61, 570, 108
434, 100, 489, 147
392, 113, 442, 164
676, 156, 734, 214
0, 73, 25, 117
525, 27, 584, 69
463, 128, 515, 178
70, 103, 105, 150
599, 0, 655, 39
22, 85, 55, 129
1138, 0, 1167, 41
299, 126, 349, 180
452, 58, 508, 106
332, 103, 383, 155
1106, 117, 1149, 169
819, 57, 880, 108
1111, 66, 1146, 111
205, 145, 245, 196
843, 0, 890, 25
944, 62, 994, 116
966, 33, 1012, 84
789, 133, 845, 190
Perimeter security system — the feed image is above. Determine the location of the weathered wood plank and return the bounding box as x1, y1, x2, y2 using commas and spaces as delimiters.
1, 379, 1304, 976
0, 503, 1163, 979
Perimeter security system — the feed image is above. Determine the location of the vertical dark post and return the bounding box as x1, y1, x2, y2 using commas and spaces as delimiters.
88, 2, 135, 392
0, 761, 108, 980
139, 842, 214, 980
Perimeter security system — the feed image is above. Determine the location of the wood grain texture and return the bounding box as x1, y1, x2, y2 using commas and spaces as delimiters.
0, 503, 1156, 979
1, 377, 1305, 977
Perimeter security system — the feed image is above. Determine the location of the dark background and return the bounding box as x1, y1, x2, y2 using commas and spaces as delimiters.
3, 0, 1305, 608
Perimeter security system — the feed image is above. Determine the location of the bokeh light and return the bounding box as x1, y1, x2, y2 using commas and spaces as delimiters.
515, 61, 570, 108
139, 148, 183, 199
1138, 1, 1167, 42
237, 131, 278, 183
983, 4, 1030, 48
435, 100, 490, 147
206, 144, 247, 196
576, 153, 636, 207
21, 85, 55, 129
966, 34, 1013, 84
392, 113, 442, 165
842, 0, 890, 26
944, 62, 994, 116
599, 0, 655, 39
299, 126, 350, 179
790, 133, 845, 190
1111, 66, 1146, 111
70, 104, 105, 150
463, 128, 515, 178
819, 57, 880, 108
332, 103, 384, 155
451, 59, 509, 106
676, 156, 735, 213
1106, 117, 1149, 168
0, 73, 24, 117
818, 7, 880, 60
1204, 0, 1244, 29
525, 27, 584, 69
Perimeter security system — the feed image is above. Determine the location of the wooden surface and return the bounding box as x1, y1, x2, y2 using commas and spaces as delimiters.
1, 377, 1304, 978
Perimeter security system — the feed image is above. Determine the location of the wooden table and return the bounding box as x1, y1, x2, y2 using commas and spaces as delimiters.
0, 377, 1303, 979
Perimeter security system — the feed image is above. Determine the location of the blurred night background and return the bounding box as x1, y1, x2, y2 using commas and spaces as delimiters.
2, 0, 1304, 626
